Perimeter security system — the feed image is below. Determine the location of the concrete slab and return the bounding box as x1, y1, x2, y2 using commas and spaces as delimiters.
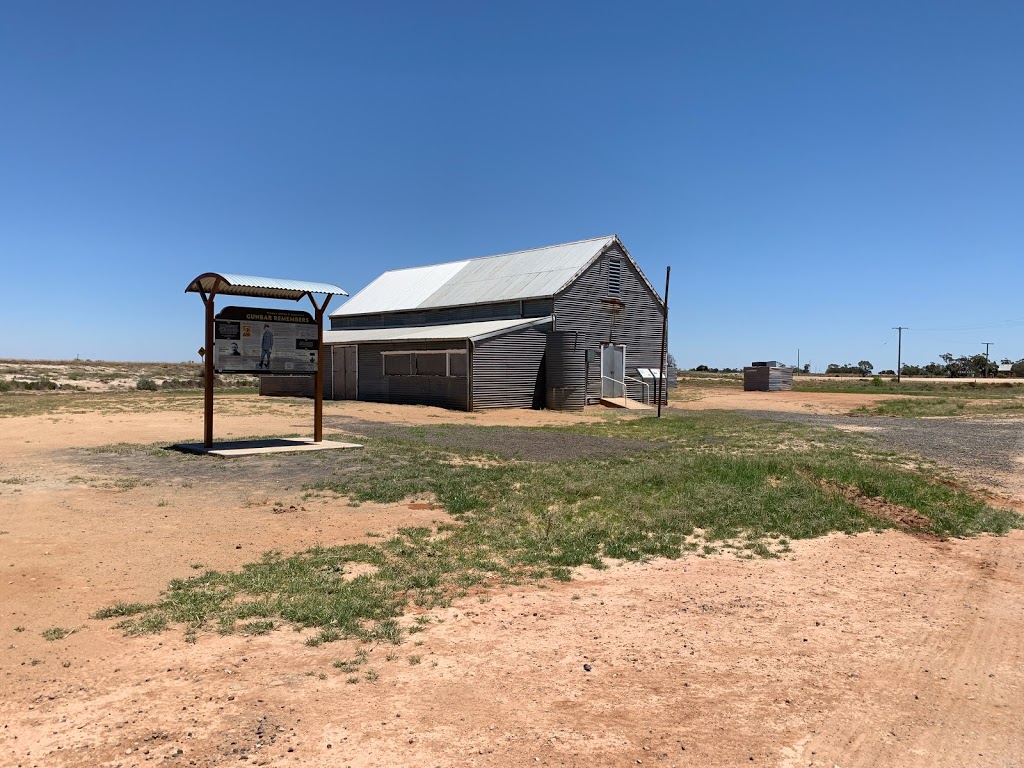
173, 438, 363, 457
599, 397, 655, 411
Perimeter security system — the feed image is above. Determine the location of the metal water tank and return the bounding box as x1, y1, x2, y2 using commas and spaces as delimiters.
546, 331, 586, 411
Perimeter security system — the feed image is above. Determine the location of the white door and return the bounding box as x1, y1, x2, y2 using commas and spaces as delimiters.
601, 344, 626, 399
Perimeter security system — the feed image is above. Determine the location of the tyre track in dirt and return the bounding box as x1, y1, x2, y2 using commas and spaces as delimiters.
798, 534, 1024, 767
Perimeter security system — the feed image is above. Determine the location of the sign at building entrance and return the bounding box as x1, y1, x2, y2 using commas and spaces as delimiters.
214, 306, 318, 374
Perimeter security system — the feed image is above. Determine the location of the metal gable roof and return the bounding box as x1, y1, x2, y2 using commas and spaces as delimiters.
331, 236, 617, 317
323, 316, 553, 344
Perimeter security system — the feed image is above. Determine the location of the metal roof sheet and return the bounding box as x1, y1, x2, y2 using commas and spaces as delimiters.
332, 236, 616, 317
186, 272, 347, 301
324, 316, 552, 344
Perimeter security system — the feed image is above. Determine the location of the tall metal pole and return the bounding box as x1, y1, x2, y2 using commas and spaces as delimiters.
982, 342, 993, 378
204, 295, 214, 448
308, 293, 335, 443
892, 326, 905, 383
201, 279, 222, 449
657, 266, 671, 418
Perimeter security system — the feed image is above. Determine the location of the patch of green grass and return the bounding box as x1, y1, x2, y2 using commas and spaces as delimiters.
852, 398, 965, 417
239, 619, 275, 636
41, 626, 77, 641
92, 602, 154, 619
114, 613, 168, 636
97, 411, 1021, 645
797, 378, 1024, 399
853, 397, 1024, 418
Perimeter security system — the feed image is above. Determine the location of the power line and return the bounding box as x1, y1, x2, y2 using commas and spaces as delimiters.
909, 319, 1024, 332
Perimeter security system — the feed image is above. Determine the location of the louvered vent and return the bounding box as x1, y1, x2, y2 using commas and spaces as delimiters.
607, 257, 622, 296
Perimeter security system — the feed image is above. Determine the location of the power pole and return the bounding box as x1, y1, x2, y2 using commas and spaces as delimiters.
892, 327, 906, 382
797, 348, 800, 372
657, 265, 671, 418
982, 342, 994, 378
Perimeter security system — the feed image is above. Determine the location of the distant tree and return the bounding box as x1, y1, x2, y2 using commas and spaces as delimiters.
878, 369, 895, 375
826, 362, 874, 376
802, 363, 810, 374
967, 354, 990, 377
694, 364, 710, 372
666, 353, 677, 368
1012, 359, 1024, 377
940, 353, 962, 377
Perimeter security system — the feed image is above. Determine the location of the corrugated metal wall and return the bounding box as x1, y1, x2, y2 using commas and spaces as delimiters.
743, 367, 794, 392
554, 244, 668, 405
471, 325, 549, 410
332, 299, 554, 331
350, 341, 469, 410
258, 375, 315, 398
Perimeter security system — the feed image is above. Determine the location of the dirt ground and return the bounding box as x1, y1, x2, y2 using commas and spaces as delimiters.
2, 393, 1023, 767
671, 386, 902, 415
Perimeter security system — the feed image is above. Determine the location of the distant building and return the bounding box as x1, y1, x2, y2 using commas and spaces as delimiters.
997, 363, 1014, 377
316, 236, 670, 411
743, 361, 794, 391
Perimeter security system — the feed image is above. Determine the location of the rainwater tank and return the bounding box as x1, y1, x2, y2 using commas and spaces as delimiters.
546, 331, 586, 411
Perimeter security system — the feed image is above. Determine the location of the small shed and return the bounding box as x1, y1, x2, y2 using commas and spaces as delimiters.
997, 363, 1014, 377
743, 361, 794, 391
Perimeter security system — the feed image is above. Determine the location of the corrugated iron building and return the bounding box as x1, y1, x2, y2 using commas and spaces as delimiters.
317, 236, 668, 411
743, 362, 794, 391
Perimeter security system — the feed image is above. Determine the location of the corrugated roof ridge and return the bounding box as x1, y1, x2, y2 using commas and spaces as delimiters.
367, 235, 615, 276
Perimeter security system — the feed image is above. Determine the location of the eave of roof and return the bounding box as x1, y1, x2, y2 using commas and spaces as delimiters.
324, 316, 553, 345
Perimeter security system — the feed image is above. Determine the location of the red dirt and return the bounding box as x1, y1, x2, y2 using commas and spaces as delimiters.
1, 395, 1022, 767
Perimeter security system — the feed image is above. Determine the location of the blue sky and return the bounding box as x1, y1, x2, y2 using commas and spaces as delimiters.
2, 1, 1022, 369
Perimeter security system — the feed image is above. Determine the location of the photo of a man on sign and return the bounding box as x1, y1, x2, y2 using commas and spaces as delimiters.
260, 324, 274, 369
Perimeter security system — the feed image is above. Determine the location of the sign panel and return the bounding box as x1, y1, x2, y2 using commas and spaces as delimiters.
214, 306, 318, 374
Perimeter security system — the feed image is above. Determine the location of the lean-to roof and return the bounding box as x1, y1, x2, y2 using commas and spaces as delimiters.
324, 316, 552, 344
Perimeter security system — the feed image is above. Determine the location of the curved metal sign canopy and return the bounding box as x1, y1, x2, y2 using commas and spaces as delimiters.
185, 272, 348, 449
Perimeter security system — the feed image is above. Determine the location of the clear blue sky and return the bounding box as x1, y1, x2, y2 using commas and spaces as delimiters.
2, 1, 1022, 370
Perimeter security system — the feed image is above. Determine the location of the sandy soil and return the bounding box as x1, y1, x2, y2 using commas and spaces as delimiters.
2, 394, 1023, 767
670, 387, 901, 415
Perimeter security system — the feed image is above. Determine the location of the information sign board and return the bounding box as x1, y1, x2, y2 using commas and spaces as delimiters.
214, 306, 318, 374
